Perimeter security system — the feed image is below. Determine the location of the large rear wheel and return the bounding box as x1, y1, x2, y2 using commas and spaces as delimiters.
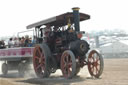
88, 50, 104, 78
61, 50, 76, 79
33, 44, 51, 78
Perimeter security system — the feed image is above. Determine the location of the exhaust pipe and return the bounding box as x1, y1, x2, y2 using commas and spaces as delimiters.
72, 7, 80, 32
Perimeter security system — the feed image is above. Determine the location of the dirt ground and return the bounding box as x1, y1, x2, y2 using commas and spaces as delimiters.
0, 58, 128, 85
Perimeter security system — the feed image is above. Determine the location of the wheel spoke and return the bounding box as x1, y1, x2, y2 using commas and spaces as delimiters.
64, 67, 67, 74
95, 66, 99, 74
88, 58, 93, 63
64, 63, 67, 68
92, 54, 95, 61
62, 57, 67, 74
38, 48, 42, 56
89, 61, 94, 65
96, 56, 99, 62
68, 62, 72, 68
68, 68, 72, 76
36, 64, 42, 70
89, 64, 94, 73
36, 49, 40, 57
91, 66, 94, 73
35, 56, 40, 60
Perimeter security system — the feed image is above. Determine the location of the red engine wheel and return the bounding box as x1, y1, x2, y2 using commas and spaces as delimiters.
61, 50, 76, 79
88, 50, 104, 78
33, 44, 50, 78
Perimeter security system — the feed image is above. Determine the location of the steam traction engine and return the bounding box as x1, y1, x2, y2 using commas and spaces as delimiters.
27, 7, 104, 78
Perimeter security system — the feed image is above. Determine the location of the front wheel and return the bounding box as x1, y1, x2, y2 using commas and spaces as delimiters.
61, 50, 76, 79
87, 50, 104, 78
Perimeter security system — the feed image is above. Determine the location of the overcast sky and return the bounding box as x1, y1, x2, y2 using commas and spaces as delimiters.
0, 0, 128, 37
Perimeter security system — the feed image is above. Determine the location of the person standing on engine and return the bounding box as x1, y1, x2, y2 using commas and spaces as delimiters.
43, 24, 51, 42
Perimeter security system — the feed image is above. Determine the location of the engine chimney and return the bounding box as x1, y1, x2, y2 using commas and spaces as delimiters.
72, 7, 80, 32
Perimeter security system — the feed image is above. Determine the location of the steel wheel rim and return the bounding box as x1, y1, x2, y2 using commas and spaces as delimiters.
33, 46, 45, 77
61, 52, 73, 78
88, 51, 101, 77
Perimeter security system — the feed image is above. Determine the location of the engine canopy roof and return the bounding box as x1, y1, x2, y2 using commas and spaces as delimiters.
27, 12, 90, 29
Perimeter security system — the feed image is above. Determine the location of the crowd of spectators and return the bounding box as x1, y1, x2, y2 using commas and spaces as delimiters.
7, 35, 36, 48
0, 35, 36, 49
